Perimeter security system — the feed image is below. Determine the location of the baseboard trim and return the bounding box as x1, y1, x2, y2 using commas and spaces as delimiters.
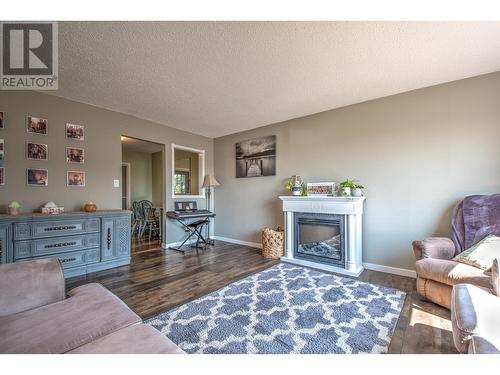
212, 236, 263, 249
212, 236, 415, 278
363, 262, 416, 278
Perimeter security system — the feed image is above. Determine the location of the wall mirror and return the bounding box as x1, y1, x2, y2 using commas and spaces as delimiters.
171, 144, 205, 198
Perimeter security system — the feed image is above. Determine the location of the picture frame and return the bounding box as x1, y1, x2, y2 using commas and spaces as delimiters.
66, 147, 84, 164
66, 123, 85, 141
0, 111, 4, 129
27, 168, 48, 186
26, 142, 48, 160
306, 182, 336, 196
0, 167, 4, 186
0, 139, 4, 164
26, 116, 48, 135
67, 171, 85, 187
235, 135, 276, 178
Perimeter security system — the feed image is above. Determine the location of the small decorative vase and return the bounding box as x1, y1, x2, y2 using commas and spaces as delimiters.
8, 207, 20, 215
352, 188, 363, 197
292, 187, 302, 196
83, 202, 97, 213
340, 187, 351, 196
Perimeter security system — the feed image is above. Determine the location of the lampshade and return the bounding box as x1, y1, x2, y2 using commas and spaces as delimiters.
202, 175, 220, 188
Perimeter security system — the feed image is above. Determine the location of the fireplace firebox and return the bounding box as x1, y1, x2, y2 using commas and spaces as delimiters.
294, 213, 345, 268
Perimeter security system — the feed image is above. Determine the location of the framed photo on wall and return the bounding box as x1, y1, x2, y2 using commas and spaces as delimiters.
235, 135, 276, 178
67, 171, 85, 187
27, 168, 48, 186
66, 123, 85, 141
0, 111, 4, 129
26, 116, 48, 135
0, 167, 4, 185
66, 147, 84, 163
0, 139, 4, 164
26, 142, 48, 160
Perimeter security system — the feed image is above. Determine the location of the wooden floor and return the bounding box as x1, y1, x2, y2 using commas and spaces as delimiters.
67, 239, 457, 354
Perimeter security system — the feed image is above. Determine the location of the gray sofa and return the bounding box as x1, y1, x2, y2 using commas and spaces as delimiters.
0, 259, 183, 354
451, 283, 500, 354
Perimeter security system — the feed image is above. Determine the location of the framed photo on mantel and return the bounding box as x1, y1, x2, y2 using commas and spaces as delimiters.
306, 182, 336, 196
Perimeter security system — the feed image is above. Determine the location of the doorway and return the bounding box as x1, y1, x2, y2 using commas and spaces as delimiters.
121, 136, 165, 248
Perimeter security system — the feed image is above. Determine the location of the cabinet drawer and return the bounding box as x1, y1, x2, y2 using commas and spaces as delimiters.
17, 249, 101, 269
14, 218, 100, 240
14, 233, 100, 259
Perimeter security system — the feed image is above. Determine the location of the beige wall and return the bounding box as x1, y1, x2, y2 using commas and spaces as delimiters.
122, 149, 153, 203
152, 151, 163, 206
214, 72, 500, 271
0, 90, 213, 244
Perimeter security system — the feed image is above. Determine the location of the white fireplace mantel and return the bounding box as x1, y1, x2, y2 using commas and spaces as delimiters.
279, 196, 366, 277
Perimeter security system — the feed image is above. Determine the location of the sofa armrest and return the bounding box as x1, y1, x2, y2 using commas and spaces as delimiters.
451, 283, 500, 353
412, 237, 456, 261
0, 259, 66, 316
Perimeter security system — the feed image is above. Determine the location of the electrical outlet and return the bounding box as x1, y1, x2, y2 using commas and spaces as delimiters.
113, 179, 120, 188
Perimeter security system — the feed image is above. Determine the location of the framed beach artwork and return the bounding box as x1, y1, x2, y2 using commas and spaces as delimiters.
66, 123, 85, 141
27, 168, 48, 186
235, 135, 276, 178
26, 116, 48, 135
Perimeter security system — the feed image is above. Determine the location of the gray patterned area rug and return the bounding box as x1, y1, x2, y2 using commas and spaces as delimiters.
146, 263, 406, 354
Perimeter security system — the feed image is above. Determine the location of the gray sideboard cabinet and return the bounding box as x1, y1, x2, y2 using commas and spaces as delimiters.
0, 210, 132, 278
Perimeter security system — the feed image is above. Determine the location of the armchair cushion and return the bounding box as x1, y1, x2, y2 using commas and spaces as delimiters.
0, 259, 65, 317
415, 258, 491, 288
412, 238, 455, 261
452, 235, 500, 270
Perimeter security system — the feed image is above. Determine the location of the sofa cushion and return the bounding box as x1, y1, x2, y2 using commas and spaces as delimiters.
451, 284, 500, 353
415, 258, 491, 288
0, 283, 141, 354
452, 235, 500, 270
468, 336, 500, 354
68, 324, 185, 354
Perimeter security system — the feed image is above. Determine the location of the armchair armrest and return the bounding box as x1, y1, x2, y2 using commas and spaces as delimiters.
0, 259, 65, 316
412, 237, 456, 261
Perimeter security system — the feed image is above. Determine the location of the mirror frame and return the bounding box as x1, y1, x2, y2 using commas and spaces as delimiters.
171, 143, 206, 199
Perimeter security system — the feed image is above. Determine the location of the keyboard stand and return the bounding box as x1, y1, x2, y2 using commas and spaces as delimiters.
168, 217, 211, 252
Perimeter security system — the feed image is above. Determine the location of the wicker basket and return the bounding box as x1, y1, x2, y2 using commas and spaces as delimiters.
262, 227, 284, 259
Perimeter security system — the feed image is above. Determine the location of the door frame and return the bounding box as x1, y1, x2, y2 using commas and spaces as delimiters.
121, 162, 131, 210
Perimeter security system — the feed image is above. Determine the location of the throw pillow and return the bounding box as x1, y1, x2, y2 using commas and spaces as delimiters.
492, 259, 500, 296
452, 234, 500, 270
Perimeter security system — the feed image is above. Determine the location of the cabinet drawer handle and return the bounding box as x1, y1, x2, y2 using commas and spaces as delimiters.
44, 225, 77, 232
60, 257, 77, 263
45, 241, 77, 249
107, 228, 112, 250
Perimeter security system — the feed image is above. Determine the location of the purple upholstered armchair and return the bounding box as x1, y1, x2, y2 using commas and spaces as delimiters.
412, 194, 500, 309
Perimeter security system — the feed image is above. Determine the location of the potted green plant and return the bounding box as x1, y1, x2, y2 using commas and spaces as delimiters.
339, 179, 365, 197
338, 179, 357, 197
352, 183, 365, 197
8, 201, 21, 215
285, 175, 304, 196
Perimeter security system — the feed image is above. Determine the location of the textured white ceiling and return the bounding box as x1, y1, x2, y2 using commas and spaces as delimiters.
53, 22, 500, 138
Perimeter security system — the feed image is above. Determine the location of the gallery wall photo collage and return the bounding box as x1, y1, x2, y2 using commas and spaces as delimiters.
0, 110, 87, 188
